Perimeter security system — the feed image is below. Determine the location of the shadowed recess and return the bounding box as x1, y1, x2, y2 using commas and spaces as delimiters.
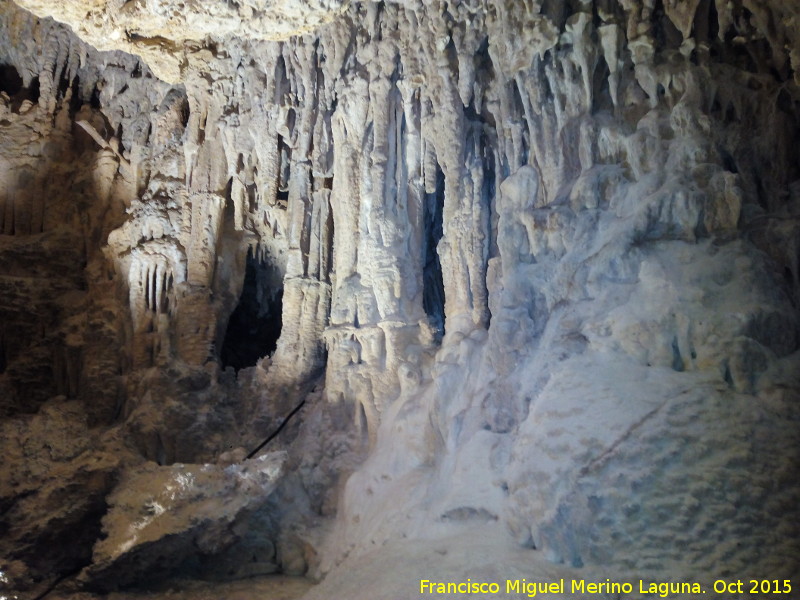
423, 164, 446, 341
221, 252, 283, 371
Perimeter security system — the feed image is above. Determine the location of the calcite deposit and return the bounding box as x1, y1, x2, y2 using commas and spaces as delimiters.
81, 452, 287, 592
0, 0, 798, 598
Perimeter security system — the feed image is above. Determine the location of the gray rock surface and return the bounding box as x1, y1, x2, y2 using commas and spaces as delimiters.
80, 452, 287, 592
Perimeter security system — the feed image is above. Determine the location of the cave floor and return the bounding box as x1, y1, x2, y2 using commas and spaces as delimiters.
41, 526, 605, 600
48, 575, 315, 600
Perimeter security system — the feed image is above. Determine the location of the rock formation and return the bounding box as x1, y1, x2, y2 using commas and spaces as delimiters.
0, 0, 798, 598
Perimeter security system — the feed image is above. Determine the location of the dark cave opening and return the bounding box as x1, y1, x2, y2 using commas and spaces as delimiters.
423, 165, 446, 341
220, 252, 284, 371
276, 134, 291, 206
0, 63, 23, 96
0, 64, 39, 110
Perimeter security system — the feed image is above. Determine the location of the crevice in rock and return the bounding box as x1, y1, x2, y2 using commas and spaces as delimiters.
651, 0, 683, 54
671, 335, 685, 372
423, 163, 445, 341
474, 36, 493, 96
325, 192, 335, 284
27, 76, 40, 104
0, 331, 6, 374
89, 83, 102, 109
56, 63, 72, 100
591, 56, 613, 114
220, 251, 284, 371
508, 78, 529, 166
277, 134, 291, 207
53, 346, 82, 399
705, 0, 721, 42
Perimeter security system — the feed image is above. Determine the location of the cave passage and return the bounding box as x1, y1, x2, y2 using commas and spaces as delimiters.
220, 253, 283, 371
423, 165, 446, 340
0, 63, 23, 96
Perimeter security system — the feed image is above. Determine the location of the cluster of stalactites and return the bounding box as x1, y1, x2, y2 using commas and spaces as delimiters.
0, 10, 88, 112
10, 0, 787, 432
157, 0, 799, 437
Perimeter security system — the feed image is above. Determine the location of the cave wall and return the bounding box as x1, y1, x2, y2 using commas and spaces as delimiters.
1, 0, 799, 595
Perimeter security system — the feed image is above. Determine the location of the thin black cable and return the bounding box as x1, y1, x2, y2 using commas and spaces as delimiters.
246, 399, 306, 459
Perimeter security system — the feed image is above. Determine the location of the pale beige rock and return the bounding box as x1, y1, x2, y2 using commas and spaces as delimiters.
12, 0, 351, 82
81, 453, 286, 591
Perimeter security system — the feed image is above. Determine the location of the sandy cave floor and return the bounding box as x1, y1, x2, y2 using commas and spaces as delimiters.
44, 526, 618, 600
47, 575, 315, 600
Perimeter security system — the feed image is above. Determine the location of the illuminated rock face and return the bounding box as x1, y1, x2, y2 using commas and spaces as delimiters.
0, 0, 799, 596
10, 0, 351, 82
